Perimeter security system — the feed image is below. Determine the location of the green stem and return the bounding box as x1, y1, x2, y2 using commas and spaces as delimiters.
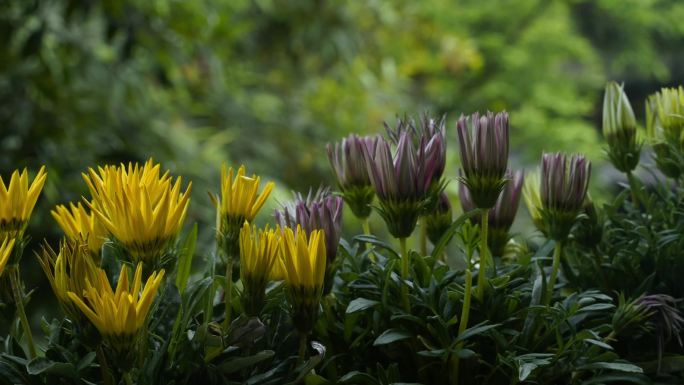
123, 371, 134, 385
452, 268, 473, 385
362, 218, 376, 263
223, 258, 234, 330
545, 241, 563, 306
399, 237, 410, 312
96, 345, 114, 385
298, 332, 308, 365
9, 265, 36, 359
419, 217, 428, 256
475, 209, 489, 301
626, 171, 639, 207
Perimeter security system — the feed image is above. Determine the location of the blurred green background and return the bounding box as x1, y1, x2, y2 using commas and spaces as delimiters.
3, 0, 684, 322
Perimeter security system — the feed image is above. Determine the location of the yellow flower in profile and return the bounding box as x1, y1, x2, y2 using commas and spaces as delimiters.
279, 226, 326, 333
37, 240, 99, 321
212, 164, 275, 258
0, 237, 16, 277
51, 202, 107, 257
68, 263, 165, 339
83, 159, 191, 265
239, 222, 280, 315
0, 166, 47, 240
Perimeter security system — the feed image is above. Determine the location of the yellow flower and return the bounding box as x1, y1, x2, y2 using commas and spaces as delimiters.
51, 202, 107, 257
83, 159, 192, 265
67, 263, 165, 339
0, 166, 47, 240
0, 237, 16, 277
239, 222, 280, 315
279, 226, 326, 333
523, 172, 544, 234
37, 240, 99, 321
212, 164, 275, 258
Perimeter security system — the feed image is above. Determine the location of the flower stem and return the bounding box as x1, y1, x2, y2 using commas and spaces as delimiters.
298, 332, 308, 365
452, 267, 473, 385
399, 237, 410, 312
223, 258, 234, 330
545, 241, 563, 306
9, 265, 36, 359
97, 345, 114, 385
419, 217, 427, 256
475, 209, 489, 301
626, 171, 639, 207
363, 218, 376, 263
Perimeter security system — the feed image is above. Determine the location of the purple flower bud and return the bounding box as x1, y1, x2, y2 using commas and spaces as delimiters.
426, 192, 453, 244
327, 135, 377, 219
275, 187, 343, 266
363, 132, 433, 238
456, 111, 510, 209
540, 152, 591, 241
460, 170, 524, 255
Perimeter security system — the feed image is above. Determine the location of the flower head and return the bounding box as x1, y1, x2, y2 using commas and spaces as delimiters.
603, 82, 641, 173
37, 240, 99, 322
364, 132, 435, 238
239, 222, 280, 316
279, 226, 326, 334
426, 192, 452, 245
51, 202, 107, 258
461, 170, 524, 255
327, 135, 377, 218
0, 166, 47, 241
67, 263, 165, 358
212, 164, 275, 260
83, 159, 191, 267
540, 153, 591, 241
646, 87, 684, 178
457, 112, 509, 209
0, 238, 15, 278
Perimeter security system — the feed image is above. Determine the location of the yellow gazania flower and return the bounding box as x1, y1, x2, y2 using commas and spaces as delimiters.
239, 222, 280, 315
51, 202, 107, 257
523, 172, 545, 234
279, 226, 326, 333
0, 237, 16, 277
37, 240, 99, 321
0, 166, 47, 240
67, 263, 165, 338
83, 159, 192, 265
212, 164, 275, 258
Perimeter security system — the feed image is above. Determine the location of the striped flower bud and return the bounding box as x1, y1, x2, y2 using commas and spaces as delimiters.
603, 81, 641, 173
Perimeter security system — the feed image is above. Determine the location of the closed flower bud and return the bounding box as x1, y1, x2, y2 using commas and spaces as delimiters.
327, 135, 377, 219
540, 153, 591, 241
456, 112, 509, 209
523, 172, 545, 234
364, 132, 435, 238
51, 202, 107, 259
460, 170, 524, 256
239, 223, 280, 316
278, 226, 326, 335
275, 188, 343, 295
646, 87, 684, 178
603, 82, 641, 173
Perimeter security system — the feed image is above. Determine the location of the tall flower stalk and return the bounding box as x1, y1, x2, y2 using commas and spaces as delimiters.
363, 131, 437, 311
453, 112, 509, 385
539, 153, 591, 305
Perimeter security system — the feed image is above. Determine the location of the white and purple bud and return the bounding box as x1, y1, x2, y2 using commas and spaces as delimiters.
327, 135, 377, 218
457, 111, 510, 209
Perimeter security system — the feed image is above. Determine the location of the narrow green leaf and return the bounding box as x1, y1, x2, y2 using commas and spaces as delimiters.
346, 298, 379, 314
373, 329, 412, 346
176, 223, 198, 294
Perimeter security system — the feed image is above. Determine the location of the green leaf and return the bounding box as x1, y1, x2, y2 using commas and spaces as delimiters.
455, 323, 499, 343
338, 371, 379, 384
27, 357, 77, 378
584, 339, 613, 350
353, 235, 399, 258
578, 362, 643, 373
580, 374, 650, 385
346, 298, 379, 314
217, 350, 275, 374
373, 329, 412, 346
176, 223, 197, 294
